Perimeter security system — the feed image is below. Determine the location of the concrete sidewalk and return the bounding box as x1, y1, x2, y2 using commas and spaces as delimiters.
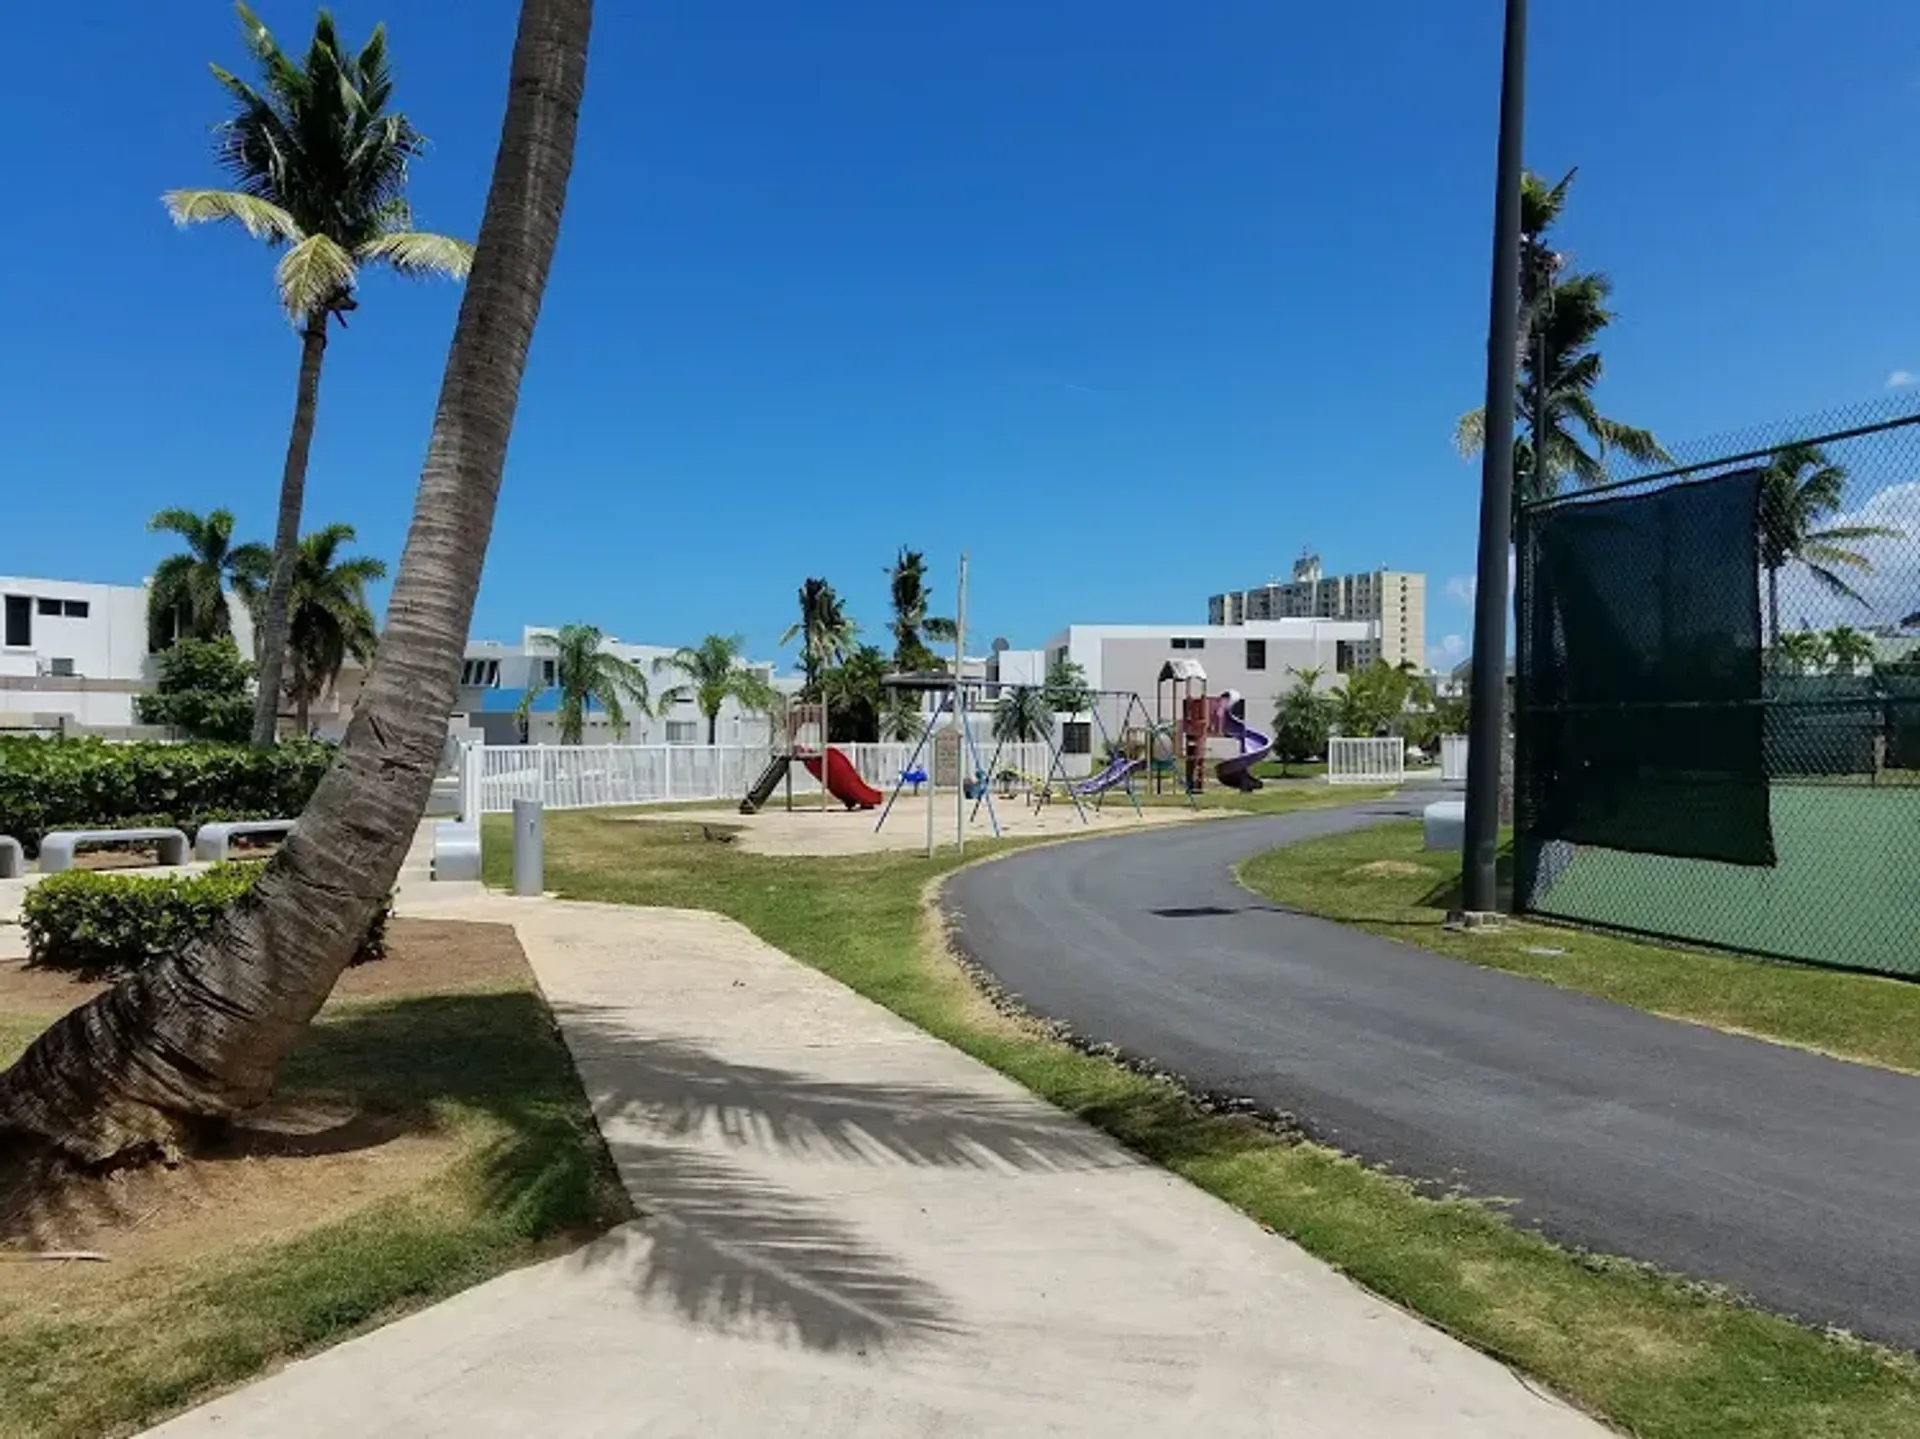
148, 894, 1604, 1438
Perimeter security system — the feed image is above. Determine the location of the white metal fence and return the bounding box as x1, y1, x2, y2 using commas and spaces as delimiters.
1439, 733, 1469, 782
463, 738, 1070, 816
1327, 737, 1406, 786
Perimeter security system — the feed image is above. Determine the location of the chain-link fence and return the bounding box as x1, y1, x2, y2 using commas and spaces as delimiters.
1513, 393, 1920, 975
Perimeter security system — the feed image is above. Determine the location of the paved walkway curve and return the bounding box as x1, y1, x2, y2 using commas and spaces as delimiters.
944, 796, 1920, 1352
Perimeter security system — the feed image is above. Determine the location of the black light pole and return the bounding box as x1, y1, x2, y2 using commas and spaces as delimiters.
1458, 0, 1529, 920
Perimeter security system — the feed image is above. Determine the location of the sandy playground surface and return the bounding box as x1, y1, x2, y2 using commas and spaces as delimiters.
629, 790, 1212, 856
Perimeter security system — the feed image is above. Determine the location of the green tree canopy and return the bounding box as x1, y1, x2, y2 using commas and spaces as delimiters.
146, 508, 271, 651
234, 523, 385, 734
885, 548, 955, 673
517, 625, 652, 743
1758, 443, 1900, 645
782, 578, 856, 696
1043, 655, 1091, 714
653, 634, 779, 745
134, 637, 256, 741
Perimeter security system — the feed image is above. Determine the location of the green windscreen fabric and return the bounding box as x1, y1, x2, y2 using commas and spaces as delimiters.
1518, 467, 1774, 866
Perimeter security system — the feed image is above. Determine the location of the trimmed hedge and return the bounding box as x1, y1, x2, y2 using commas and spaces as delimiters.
0, 737, 332, 855
21, 863, 389, 978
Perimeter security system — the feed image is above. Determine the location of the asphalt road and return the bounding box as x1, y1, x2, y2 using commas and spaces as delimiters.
944, 795, 1920, 1350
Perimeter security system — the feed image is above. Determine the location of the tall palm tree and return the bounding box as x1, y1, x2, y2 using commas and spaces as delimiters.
235, 524, 385, 733
879, 689, 927, 743
782, 578, 856, 696
1455, 170, 1668, 504
167, 4, 473, 748
0, 0, 592, 1165
145, 507, 272, 650
886, 548, 955, 673
820, 643, 889, 742
1758, 443, 1901, 645
653, 634, 779, 745
516, 625, 652, 744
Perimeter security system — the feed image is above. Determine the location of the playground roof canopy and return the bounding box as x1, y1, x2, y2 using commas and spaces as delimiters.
881, 670, 959, 692
1157, 658, 1207, 684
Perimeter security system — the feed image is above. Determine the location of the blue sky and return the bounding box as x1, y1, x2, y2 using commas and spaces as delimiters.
5, 1, 1920, 673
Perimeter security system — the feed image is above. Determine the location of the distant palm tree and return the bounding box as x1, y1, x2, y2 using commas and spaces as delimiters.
1774, 630, 1832, 677
653, 634, 779, 745
1455, 170, 1668, 503
821, 643, 889, 742
235, 524, 385, 733
516, 625, 652, 743
993, 686, 1051, 744
1757, 444, 1903, 647
1827, 626, 1876, 678
886, 548, 955, 672
782, 578, 856, 696
167, 5, 471, 745
145, 507, 272, 650
879, 689, 927, 743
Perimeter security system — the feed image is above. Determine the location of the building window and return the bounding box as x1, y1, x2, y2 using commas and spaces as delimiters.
666, 720, 698, 744
1246, 639, 1266, 671
542, 659, 557, 686
63, 600, 89, 619
1335, 640, 1357, 674
459, 659, 502, 687
1061, 721, 1092, 755
36, 597, 61, 616
1169, 637, 1207, 651
3, 595, 29, 647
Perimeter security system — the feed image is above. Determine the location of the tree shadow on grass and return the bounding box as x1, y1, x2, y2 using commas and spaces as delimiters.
5, 991, 1127, 1358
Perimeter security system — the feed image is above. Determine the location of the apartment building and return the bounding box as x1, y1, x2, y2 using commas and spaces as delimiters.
456, 627, 794, 746
1208, 553, 1425, 669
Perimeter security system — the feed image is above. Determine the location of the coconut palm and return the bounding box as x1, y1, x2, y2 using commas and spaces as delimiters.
782, 578, 856, 696
235, 524, 385, 733
0, 0, 592, 1164
879, 689, 927, 743
1773, 630, 1832, 677
994, 685, 1051, 744
1827, 626, 1876, 677
820, 643, 889, 742
1757, 443, 1901, 646
145, 507, 272, 650
516, 625, 652, 743
167, 4, 473, 747
653, 634, 779, 745
886, 548, 955, 673
1455, 170, 1668, 504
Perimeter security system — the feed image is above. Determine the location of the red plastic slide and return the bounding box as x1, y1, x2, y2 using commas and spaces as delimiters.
800, 747, 885, 809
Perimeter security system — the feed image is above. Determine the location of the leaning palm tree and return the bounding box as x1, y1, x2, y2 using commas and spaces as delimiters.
781, 578, 856, 696
516, 625, 652, 744
167, 4, 472, 748
1758, 443, 1901, 646
145, 507, 272, 650
0, 0, 592, 1165
886, 548, 955, 672
653, 634, 779, 745
236, 523, 385, 733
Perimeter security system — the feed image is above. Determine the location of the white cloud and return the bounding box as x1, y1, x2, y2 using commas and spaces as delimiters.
1770, 481, 1920, 632
1443, 575, 1476, 607
1427, 633, 1467, 669
1887, 370, 1915, 389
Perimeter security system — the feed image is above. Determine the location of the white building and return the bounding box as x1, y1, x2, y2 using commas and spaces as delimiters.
0, 575, 258, 733
456, 627, 795, 746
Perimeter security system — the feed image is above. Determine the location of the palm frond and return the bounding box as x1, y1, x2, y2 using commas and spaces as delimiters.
1453, 408, 1486, 458
356, 230, 474, 279
162, 188, 302, 243
274, 231, 357, 320
1804, 564, 1871, 606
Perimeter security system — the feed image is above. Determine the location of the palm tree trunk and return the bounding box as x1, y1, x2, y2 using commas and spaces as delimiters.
1767, 565, 1782, 658
251, 316, 330, 748
707, 711, 718, 746
0, 0, 594, 1166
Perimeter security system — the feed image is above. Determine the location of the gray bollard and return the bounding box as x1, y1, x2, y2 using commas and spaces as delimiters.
512, 799, 545, 897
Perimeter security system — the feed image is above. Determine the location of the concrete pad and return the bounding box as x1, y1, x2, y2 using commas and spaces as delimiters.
1423, 798, 1466, 851
146, 894, 1604, 1438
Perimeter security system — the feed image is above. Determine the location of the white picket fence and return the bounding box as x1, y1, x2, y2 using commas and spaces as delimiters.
1327, 737, 1406, 786
462, 738, 1068, 816
1439, 733, 1469, 782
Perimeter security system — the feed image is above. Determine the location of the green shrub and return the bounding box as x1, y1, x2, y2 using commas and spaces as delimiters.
133, 637, 256, 742
21, 863, 388, 978
0, 738, 332, 855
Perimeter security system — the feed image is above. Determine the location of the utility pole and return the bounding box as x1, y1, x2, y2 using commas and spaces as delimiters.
1457, 0, 1529, 922
955, 550, 968, 856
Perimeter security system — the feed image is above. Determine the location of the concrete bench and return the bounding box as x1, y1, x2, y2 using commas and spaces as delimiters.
0, 836, 23, 880
1422, 799, 1466, 852
39, 827, 191, 875
433, 820, 482, 883
193, 819, 297, 863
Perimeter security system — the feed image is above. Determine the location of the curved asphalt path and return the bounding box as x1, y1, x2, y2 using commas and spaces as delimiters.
944, 794, 1920, 1351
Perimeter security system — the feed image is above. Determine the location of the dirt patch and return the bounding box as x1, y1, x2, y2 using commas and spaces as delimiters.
1347, 860, 1437, 880
0, 918, 529, 1020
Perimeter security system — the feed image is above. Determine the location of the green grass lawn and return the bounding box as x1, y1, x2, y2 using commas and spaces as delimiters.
1238, 820, 1920, 1075
1097, 778, 1392, 815
480, 809, 1920, 1439
0, 930, 629, 1439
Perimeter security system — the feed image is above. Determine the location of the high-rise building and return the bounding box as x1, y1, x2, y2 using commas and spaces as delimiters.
1208, 553, 1426, 669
